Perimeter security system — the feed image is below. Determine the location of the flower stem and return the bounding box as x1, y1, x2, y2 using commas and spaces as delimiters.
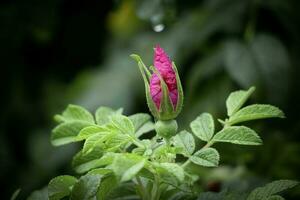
136, 176, 148, 200
151, 174, 161, 200
181, 159, 191, 168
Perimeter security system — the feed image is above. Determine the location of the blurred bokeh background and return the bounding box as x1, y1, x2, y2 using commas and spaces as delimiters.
1, 0, 300, 199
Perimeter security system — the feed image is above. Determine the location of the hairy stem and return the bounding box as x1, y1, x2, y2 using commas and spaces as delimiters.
151, 174, 161, 200
136, 176, 149, 200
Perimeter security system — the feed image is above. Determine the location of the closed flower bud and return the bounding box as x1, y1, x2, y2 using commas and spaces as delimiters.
131, 45, 183, 120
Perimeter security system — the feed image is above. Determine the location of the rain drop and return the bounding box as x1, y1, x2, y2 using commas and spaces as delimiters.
153, 24, 165, 32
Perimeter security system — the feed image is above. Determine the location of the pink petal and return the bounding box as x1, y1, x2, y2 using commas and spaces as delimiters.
150, 45, 178, 109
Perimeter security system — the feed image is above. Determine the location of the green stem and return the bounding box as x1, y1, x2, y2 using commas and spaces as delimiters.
164, 138, 171, 147
181, 159, 191, 168
136, 176, 148, 200
164, 137, 171, 152
128, 135, 144, 148
151, 174, 160, 200
133, 139, 144, 148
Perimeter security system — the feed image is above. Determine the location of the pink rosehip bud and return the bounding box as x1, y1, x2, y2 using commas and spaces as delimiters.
131, 45, 183, 120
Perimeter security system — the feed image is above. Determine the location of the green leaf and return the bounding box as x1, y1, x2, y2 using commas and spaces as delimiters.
197, 191, 224, 200
10, 188, 21, 200
212, 126, 262, 145
228, 104, 285, 125
267, 196, 285, 200
112, 154, 145, 182
106, 182, 139, 200
88, 168, 113, 176
27, 187, 48, 200
95, 106, 123, 125
138, 168, 154, 180
70, 174, 101, 200
250, 34, 290, 105
54, 104, 94, 124
102, 133, 130, 152
129, 113, 151, 131
247, 180, 298, 200
104, 133, 131, 151
76, 125, 110, 141
224, 35, 290, 105
224, 40, 259, 88
80, 128, 118, 154
226, 87, 255, 116
190, 147, 219, 167
132, 140, 152, 156
135, 121, 155, 138
96, 175, 118, 200
162, 190, 193, 200
190, 113, 215, 141
121, 159, 146, 182
173, 130, 195, 157
111, 115, 135, 135
129, 113, 154, 137
73, 151, 115, 174
48, 175, 77, 200
224, 40, 261, 88
157, 163, 185, 183
82, 133, 107, 154
51, 121, 91, 146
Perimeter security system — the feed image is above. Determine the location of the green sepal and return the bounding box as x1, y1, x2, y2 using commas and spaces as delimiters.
172, 62, 184, 117
150, 66, 175, 120
131, 55, 160, 119
130, 54, 151, 79
145, 83, 160, 120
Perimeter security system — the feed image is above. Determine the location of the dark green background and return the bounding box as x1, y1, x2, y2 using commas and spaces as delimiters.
1, 0, 300, 199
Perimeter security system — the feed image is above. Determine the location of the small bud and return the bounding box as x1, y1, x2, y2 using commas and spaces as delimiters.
155, 120, 178, 139
131, 45, 184, 120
